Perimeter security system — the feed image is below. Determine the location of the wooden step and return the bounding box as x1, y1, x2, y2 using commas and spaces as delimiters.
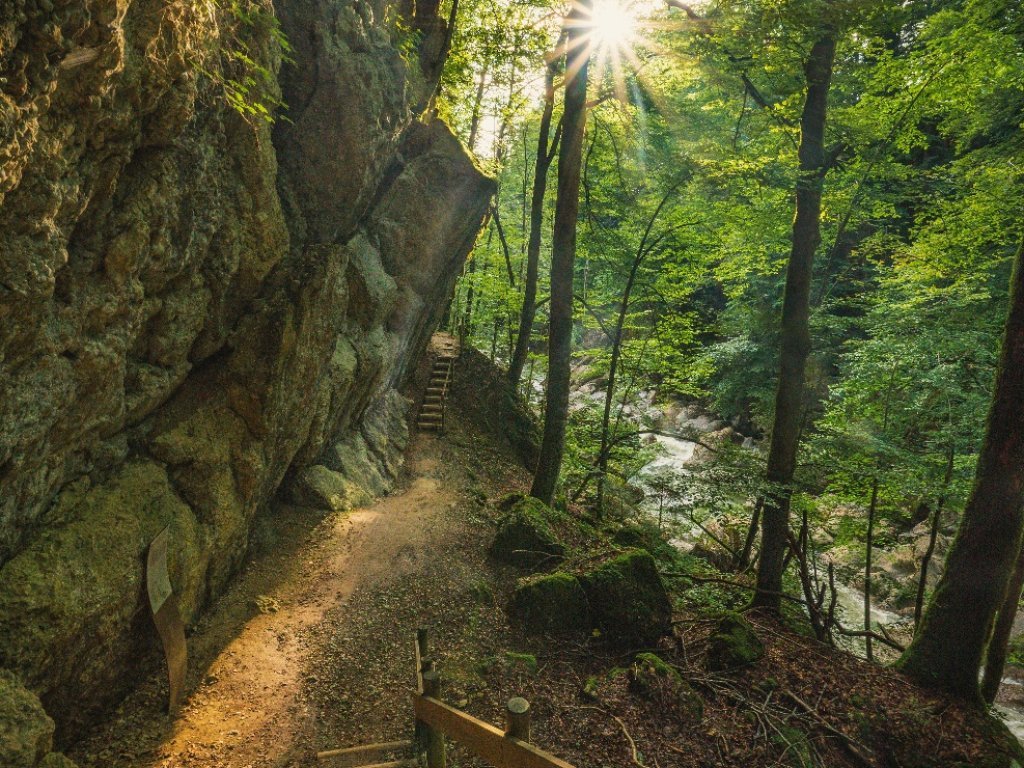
316, 740, 413, 762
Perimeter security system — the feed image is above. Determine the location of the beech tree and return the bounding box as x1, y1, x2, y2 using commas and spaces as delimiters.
530, 0, 593, 504
753, 27, 838, 611
896, 236, 1024, 701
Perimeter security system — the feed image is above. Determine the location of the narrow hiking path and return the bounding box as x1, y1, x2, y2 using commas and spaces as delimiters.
70, 415, 529, 768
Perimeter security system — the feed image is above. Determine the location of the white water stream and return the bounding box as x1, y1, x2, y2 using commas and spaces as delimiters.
630, 405, 1024, 744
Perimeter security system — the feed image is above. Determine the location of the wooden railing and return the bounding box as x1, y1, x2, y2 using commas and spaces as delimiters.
317, 629, 577, 768
414, 628, 575, 768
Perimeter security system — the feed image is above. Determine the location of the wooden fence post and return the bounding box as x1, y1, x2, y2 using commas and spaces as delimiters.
422, 670, 447, 768
417, 628, 429, 659
505, 697, 531, 742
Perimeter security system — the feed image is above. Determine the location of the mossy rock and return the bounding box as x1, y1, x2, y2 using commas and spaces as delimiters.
580, 549, 672, 646
628, 653, 703, 721
610, 521, 685, 567
0, 669, 54, 767
489, 497, 565, 568
509, 572, 590, 636
290, 464, 367, 511
706, 612, 764, 671
40, 755, 79, 768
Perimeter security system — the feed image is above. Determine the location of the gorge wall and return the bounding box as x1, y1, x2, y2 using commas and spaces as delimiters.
0, 0, 494, 756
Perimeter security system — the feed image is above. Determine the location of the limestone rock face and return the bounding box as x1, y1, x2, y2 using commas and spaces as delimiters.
0, 0, 493, 741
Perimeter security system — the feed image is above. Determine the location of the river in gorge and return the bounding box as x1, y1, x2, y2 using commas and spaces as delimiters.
619, 393, 1024, 744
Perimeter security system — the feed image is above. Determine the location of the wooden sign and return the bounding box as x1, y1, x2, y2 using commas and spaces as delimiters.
147, 527, 187, 714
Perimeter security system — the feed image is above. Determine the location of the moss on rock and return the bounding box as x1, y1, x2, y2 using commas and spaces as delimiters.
628, 653, 704, 721
290, 464, 367, 511
509, 572, 590, 636
0, 463, 204, 733
0, 670, 56, 767
581, 549, 672, 646
610, 521, 685, 568
489, 497, 566, 568
706, 612, 764, 671
39, 754, 79, 768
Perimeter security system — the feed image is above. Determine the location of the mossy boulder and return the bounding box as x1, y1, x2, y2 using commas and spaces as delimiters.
489, 497, 566, 568
610, 522, 685, 567
509, 572, 590, 636
706, 612, 764, 671
0, 670, 55, 767
581, 549, 672, 646
628, 653, 703, 721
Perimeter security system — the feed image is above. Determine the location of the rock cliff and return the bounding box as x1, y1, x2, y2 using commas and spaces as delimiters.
0, 0, 493, 752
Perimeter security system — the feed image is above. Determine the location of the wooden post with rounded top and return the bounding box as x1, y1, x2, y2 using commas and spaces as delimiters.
505, 697, 531, 742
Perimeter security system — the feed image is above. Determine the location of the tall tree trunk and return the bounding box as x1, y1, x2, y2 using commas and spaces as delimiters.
915, 443, 955, 631
508, 44, 564, 388
896, 236, 1024, 700
529, 5, 592, 505
982, 542, 1024, 703
752, 32, 837, 611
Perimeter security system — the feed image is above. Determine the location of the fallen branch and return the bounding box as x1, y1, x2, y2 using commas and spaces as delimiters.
834, 625, 906, 653
782, 689, 875, 767
580, 706, 644, 766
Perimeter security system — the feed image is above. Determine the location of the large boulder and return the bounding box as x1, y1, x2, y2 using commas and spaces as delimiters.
0, 670, 77, 768
581, 549, 673, 646
706, 612, 764, 671
489, 497, 566, 568
509, 572, 590, 636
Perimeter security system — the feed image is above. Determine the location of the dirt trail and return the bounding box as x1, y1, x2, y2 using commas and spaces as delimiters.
71, 436, 483, 768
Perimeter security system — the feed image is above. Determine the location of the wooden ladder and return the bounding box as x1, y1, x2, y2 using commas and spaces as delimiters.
417, 349, 456, 433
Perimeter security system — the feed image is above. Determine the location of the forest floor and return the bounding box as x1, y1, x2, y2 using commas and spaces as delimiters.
70, 353, 1024, 768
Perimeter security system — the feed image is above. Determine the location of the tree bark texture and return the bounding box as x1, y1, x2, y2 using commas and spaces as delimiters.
897, 236, 1024, 700
530, 5, 592, 504
753, 32, 837, 610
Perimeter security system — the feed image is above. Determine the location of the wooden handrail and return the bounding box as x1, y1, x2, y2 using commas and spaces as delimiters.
413, 694, 575, 768
412, 628, 575, 768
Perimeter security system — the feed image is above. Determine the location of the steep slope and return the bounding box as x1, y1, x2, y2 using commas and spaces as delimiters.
0, 0, 493, 746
